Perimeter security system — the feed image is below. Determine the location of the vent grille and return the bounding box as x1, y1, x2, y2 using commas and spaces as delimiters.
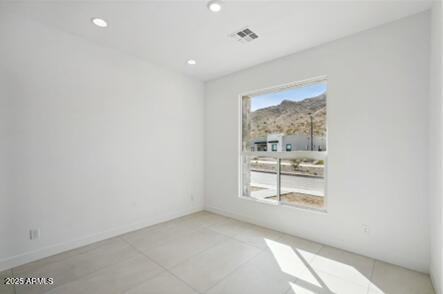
230, 27, 259, 43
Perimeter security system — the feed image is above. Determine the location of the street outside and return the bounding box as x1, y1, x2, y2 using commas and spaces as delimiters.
249, 170, 325, 208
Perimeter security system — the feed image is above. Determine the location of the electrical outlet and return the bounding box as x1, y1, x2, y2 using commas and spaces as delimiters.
29, 229, 40, 240
190, 194, 194, 201
362, 225, 370, 235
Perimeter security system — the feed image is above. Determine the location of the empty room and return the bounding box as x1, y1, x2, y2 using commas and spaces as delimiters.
0, 0, 442, 293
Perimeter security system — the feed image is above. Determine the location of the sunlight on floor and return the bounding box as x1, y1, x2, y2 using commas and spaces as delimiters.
265, 239, 315, 277
265, 238, 381, 294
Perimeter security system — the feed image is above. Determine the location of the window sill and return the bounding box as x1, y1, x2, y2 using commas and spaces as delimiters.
238, 195, 328, 214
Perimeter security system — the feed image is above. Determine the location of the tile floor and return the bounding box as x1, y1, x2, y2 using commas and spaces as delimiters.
0, 211, 435, 294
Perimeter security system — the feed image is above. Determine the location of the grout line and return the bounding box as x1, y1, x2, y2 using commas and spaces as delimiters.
303, 247, 376, 291
11, 236, 118, 274
282, 280, 294, 294
304, 246, 376, 293
284, 243, 324, 290
10, 212, 373, 294
144, 229, 231, 268
12, 238, 156, 294
4, 210, 204, 274
9, 212, 377, 294
150, 214, 255, 263
120, 221, 269, 294
203, 253, 262, 293
366, 259, 377, 294
119, 236, 205, 294
8, 211, 429, 294
205, 208, 327, 249
204, 218, 288, 251
308, 243, 325, 264
205, 227, 279, 253
10, 268, 16, 294
197, 222, 299, 293
203, 231, 323, 294
202, 245, 263, 293
369, 260, 376, 281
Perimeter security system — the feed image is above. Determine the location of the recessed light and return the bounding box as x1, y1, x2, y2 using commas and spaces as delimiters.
207, 0, 222, 12
187, 59, 197, 65
91, 18, 108, 28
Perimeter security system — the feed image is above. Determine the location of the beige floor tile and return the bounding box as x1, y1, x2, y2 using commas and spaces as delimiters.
278, 234, 323, 254
233, 225, 284, 249
15, 237, 142, 294
208, 219, 257, 237
122, 220, 196, 252
178, 211, 232, 228
0, 284, 14, 294
121, 211, 230, 254
286, 269, 369, 294
13, 277, 54, 294
205, 261, 291, 294
0, 270, 14, 294
244, 250, 309, 283
310, 246, 374, 287
14, 238, 118, 277
68, 238, 142, 275
124, 272, 197, 294
144, 228, 227, 268
170, 239, 260, 292
46, 256, 163, 294
5, 212, 435, 294
369, 261, 434, 294
0, 270, 11, 278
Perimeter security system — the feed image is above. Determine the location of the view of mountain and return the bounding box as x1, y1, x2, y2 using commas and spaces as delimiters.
250, 94, 326, 139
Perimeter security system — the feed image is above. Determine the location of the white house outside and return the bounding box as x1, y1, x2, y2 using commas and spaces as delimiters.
251, 133, 326, 152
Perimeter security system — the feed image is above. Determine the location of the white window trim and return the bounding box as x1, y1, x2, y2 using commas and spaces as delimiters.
237, 76, 328, 213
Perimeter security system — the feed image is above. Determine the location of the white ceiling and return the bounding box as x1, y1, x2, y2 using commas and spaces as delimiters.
2, 0, 432, 81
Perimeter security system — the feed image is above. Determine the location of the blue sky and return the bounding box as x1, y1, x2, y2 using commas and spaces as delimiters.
251, 82, 327, 111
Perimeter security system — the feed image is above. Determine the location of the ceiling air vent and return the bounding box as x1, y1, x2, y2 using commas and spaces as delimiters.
230, 27, 259, 43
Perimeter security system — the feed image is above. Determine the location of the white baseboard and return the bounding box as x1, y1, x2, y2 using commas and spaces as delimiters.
204, 205, 296, 235
430, 272, 441, 294
0, 206, 203, 272
205, 206, 263, 227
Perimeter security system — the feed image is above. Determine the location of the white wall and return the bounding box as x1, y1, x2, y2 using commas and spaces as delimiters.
205, 12, 430, 272
429, 1, 443, 292
0, 12, 204, 271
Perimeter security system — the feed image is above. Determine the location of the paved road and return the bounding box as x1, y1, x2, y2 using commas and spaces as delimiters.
250, 170, 324, 198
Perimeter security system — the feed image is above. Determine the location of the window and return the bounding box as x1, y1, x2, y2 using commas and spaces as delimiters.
240, 77, 327, 210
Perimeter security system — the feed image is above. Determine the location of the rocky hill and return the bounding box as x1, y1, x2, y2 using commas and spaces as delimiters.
250, 94, 326, 138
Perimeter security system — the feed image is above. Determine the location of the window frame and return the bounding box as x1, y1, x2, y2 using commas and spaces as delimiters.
238, 76, 328, 213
